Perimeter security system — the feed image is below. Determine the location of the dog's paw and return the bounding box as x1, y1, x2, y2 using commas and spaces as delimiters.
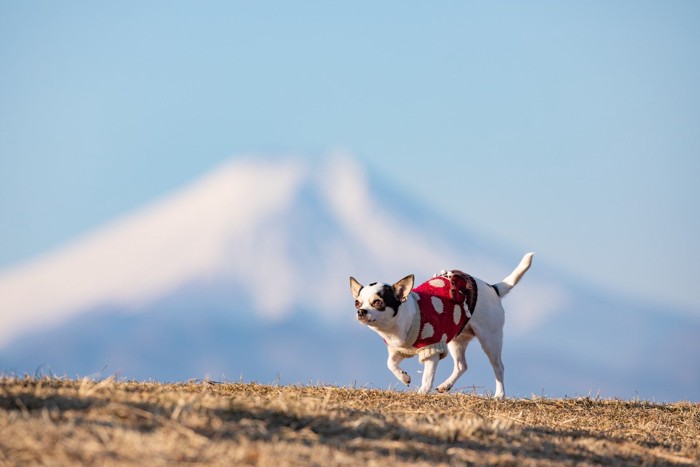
400, 370, 411, 386
436, 383, 452, 393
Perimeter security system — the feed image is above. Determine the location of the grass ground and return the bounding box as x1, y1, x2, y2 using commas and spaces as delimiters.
1, 377, 698, 465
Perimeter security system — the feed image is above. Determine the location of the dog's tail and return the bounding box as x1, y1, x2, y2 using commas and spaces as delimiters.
492, 252, 534, 298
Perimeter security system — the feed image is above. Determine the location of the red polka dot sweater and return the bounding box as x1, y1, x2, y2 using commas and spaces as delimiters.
395, 271, 478, 362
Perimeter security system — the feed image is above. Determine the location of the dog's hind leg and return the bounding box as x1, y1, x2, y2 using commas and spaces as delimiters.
436, 335, 473, 393
477, 330, 506, 399
387, 348, 411, 386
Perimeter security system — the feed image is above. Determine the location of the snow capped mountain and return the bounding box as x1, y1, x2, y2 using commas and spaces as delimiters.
0, 157, 304, 343
1, 154, 698, 401
0, 154, 563, 343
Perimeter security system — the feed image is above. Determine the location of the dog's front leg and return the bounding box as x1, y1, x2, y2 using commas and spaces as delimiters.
437, 338, 470, 393
418, 354, 440, 394
387, 348, 411, 386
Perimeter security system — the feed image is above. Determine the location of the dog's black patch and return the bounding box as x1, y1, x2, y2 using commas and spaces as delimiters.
369, 282, 377, 286
378, 285, 402, 317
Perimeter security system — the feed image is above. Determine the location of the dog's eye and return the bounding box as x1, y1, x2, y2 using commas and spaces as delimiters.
354, 300, 361, 309
372, 299, 384, 309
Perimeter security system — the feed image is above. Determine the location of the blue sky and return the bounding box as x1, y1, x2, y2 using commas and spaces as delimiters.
1, 1, 699, 313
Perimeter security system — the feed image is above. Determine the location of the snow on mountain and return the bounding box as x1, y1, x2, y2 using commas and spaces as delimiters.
0, 157, 305, 344
1, 153, 698, 401
0, 154, 564, 345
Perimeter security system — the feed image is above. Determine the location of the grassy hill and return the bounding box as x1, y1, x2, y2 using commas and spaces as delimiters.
1, 377, 698, 465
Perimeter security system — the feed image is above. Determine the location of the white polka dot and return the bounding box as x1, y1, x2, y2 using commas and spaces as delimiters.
421, 323, 434, 339
441, 333, 448, 343
429, 278, 445, 288
453, 304, 461, 324
431, 296, 444, 314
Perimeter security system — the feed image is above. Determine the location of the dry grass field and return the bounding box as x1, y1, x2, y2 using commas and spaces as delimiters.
1, 377, 698, 466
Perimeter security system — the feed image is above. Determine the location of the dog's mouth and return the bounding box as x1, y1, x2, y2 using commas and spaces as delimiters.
357, 316, 377, 326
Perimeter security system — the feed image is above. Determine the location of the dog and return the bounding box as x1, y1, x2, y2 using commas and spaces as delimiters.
349, 253, 533, 398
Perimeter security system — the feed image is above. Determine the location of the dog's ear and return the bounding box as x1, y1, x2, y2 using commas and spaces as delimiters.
349, 277, 364, 299
392, 275, 414, 302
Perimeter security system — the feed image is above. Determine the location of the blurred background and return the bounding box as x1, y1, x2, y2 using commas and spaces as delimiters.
1, 1, 699, 401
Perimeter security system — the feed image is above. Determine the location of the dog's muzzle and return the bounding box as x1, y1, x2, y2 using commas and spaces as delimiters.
357, 308, 376, 325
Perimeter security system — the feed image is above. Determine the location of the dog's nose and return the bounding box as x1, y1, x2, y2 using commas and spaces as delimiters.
357, 309, 367, 317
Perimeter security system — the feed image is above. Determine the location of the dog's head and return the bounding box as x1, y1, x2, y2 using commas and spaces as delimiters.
349, 275, 414, 328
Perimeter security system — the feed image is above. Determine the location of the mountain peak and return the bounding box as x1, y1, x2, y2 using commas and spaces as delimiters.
0, 153, 567, 345
2, 154, 699, 401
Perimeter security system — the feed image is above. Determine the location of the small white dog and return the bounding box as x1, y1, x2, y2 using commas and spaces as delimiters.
350, 253, 533, 398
